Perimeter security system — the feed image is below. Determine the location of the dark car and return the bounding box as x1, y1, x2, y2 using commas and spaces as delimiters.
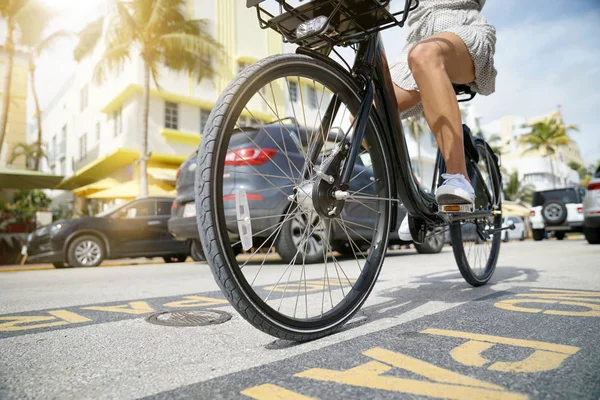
25, 197, 190, 268
169, 121, 444, 263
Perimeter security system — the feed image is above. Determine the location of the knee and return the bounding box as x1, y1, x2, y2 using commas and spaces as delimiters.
408, 42, 444, 76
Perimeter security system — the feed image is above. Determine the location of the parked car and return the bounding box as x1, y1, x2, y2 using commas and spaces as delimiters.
583, 164, 600, 244
501, 215, 526, 242
169, 121, 444, 263
529, 187, 585, 241
24, 197, 190, 268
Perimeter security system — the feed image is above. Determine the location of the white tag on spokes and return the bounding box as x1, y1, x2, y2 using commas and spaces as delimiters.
235, 189, 253, 251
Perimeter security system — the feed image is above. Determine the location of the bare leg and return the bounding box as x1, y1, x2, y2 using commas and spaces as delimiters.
407, 32, 475, 179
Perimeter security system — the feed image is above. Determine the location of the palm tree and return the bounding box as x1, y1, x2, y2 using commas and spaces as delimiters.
520, 117, 577, 189
0, 0, 47, 156
75, 0, 221, 197
8, 141, 47, 169
406, 112, 427, 180
19, 12, 72, 170
503, 171, 535, 205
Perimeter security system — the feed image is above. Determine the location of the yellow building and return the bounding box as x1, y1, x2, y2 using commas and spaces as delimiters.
37, 1, 286, 201
0, 48, 29, 169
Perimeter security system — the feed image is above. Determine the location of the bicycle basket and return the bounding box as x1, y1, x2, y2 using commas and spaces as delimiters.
248, 0, 419, 50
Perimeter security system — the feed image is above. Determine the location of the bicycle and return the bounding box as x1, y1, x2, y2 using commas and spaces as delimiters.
195, 0, 504, 341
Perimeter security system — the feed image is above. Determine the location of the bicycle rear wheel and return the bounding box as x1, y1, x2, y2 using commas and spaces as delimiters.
195, 54, 393, 341
450, 139, 502, 286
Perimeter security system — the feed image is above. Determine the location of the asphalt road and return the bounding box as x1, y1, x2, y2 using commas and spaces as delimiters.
1, 239, 599, 399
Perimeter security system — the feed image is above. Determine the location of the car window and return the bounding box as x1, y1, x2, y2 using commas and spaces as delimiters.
156, 201, 172, 216
595, 165, 600, 178
532, 189, 578, 206
122, 201, 155, 218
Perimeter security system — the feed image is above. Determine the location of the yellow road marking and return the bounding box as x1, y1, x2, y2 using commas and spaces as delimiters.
82, 301, 155, 315
363, 347, 503, 390
0, 310, 91, 332
263, 279, 355, 293
450, 340, 495, 367
297, 358, 527, 400
422, 329, 580, 354
48, 310, 91, 323
529, 288, 600, 296
424, 328, 580, 373
163, 296, 228, 308
241, 384, 315, 399
495, 299, 600, 317
516, 294, 600, 303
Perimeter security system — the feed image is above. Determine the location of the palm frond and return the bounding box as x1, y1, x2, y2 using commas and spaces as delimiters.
92, 40, 132, 84
157, 32, 223, 81
74, 17, 104, 62
35, 29, 74, 56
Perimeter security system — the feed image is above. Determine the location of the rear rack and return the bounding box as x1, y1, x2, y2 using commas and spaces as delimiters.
248, 0, 419, 50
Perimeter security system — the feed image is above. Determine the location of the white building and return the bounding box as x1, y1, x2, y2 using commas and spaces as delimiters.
36, 1, 289, 197
481, 110, 583, 191
34, 0, 440, 200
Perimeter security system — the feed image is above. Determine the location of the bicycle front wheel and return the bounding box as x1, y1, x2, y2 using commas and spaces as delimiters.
195, 54, 393, 341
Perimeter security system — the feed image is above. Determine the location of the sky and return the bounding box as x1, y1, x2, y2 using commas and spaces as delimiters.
16, 0, 600, 165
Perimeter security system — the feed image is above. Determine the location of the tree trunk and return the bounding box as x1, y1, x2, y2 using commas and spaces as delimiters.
0, 21, 15, 158
139, 62, 150, 198
30, 61, 43, 171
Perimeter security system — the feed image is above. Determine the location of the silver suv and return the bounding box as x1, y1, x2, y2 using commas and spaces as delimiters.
530, 188, 585, 241
583, 165, 600, 244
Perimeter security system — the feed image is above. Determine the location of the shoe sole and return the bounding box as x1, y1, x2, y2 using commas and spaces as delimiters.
436, 193, 474, 205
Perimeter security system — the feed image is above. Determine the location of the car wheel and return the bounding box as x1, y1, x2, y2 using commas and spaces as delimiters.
542, 200, 567, 225
502, 231, 509, 243
520, 231, 525, 241
414, 227, 445, 254
163, 255, 187, 263
190, 240, 206, 262
533, 229, 545, 241
584, 227, 600, 244
53, 262, 69, 268
276, 213, 325, 264
555, 232, 566, 241
67, 235, 105, 268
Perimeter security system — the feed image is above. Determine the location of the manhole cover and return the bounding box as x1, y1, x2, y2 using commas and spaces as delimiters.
146, 310, 231, 327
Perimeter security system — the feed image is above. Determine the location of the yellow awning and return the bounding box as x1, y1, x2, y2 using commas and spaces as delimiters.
147, 166, 178, 182
503, 201, 532, 218
73, 178, 120, 197
87, 180, 175, 200
57, 148, 187, 190
58, 148, 139, 190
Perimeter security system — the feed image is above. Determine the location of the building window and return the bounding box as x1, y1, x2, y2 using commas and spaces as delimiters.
200, 108, 210, 134
96, 122, 101, 141
306, 85, 317, 109
59, 158, 66, 175
114, 107, 122, 137
80, 84, 88, 111
79, 133, 87, 160
165, 101, 178, 129
288, 81, 298, 103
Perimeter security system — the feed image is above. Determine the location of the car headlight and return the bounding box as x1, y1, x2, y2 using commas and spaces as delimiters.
49, 223, 64, 236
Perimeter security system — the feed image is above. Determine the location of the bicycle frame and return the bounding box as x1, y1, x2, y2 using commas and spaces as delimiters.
304, 33, 442, 226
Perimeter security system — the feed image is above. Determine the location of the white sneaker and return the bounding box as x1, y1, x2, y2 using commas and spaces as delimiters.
398, 214, 413, 241
436, 173, 475, 205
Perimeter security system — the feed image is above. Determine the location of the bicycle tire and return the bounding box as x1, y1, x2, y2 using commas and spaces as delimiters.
450, 139, 502, 286
195, 54, 393, 341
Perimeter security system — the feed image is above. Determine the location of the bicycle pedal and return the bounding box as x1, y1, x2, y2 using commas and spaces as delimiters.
439, 203, 474, 213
